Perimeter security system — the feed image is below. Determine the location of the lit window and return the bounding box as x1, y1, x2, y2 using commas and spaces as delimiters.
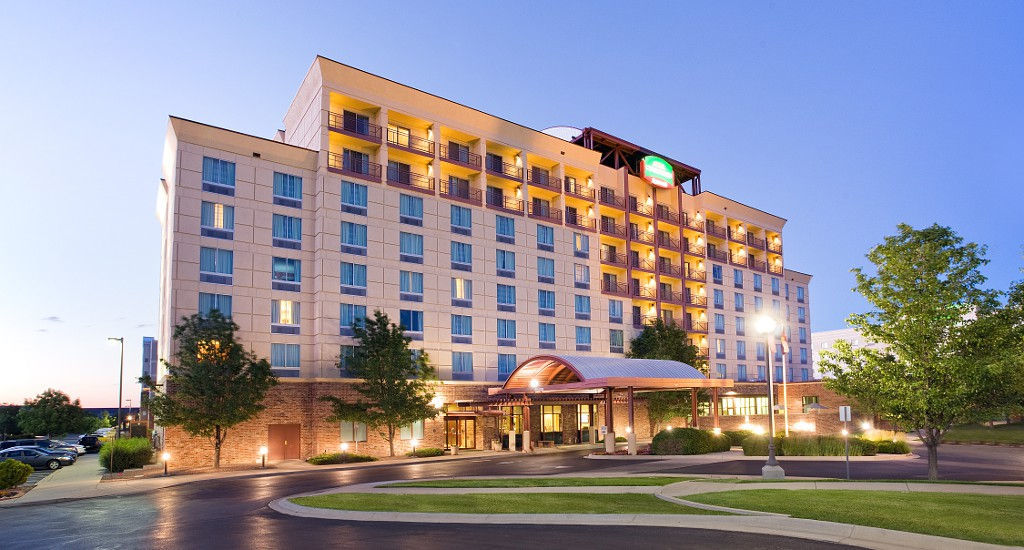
271, 300, 299, 325
573, 233, 589, 257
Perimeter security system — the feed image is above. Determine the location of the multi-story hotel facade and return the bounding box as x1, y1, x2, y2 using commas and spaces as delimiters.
156, 56, 817, 464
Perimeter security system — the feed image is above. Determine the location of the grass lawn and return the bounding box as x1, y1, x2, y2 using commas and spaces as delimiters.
291, 492, 724, 515
380, 476, 696, 488
687, 489, 1024, 546
943, 422, 1024, 445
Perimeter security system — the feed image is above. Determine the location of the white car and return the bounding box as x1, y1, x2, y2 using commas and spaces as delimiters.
94, 428, 113, 436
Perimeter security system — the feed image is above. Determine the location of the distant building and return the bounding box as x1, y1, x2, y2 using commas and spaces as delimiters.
141, 337, 158, 427
811, 327, 885, 377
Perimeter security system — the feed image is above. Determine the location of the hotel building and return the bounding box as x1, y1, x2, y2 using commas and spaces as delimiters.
156, 56, 818, 464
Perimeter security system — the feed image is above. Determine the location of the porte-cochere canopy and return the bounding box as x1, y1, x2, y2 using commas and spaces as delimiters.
489, 355, 734, 395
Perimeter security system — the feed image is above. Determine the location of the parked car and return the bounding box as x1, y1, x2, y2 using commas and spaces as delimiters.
0, 439, 81, 457
0, 447, 75, 470
94, 428, 113, 437
78, 435, 102, 453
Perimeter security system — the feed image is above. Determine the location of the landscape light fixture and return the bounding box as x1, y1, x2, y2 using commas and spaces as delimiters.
161, 451, 170, 476
340, 442, 349, 453
259, 445, 268, 469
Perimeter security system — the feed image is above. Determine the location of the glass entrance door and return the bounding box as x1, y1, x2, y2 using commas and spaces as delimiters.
445, 418, 477, 449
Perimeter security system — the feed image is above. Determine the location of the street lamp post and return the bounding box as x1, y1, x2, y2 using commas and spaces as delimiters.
755, 315, 785, 480
107, 337, 124, 473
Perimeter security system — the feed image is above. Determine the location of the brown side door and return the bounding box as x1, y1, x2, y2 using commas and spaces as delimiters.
268, 424, 301, 460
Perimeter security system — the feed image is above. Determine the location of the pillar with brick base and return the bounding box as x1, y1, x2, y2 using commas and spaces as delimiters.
604, 387, 615, 454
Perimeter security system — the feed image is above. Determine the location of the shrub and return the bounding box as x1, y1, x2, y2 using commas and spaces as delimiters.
723, 430, 752, 447
614, 436, 627, 442
306, 452, 378, 465
407, 447, 444, 458
651, 428, 729, 455
743, 435, 878, 456
850, 438, 878, 456
876, 440, 911, 454
0, 459, 33, 489
99, 437, 154, 472
741, 435, 784, 456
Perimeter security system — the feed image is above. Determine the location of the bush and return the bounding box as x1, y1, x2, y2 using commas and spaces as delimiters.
876, 440, 911, 454
306, 452, 378, 465
723, 430, 752, 447
0, 459, 33, 489
407, 447, 444, 458
614, 436, 627, 442
741, 435, 784, 456
651, 428, 730, 455
743, 435, 878, 456
99, 437, 154, 472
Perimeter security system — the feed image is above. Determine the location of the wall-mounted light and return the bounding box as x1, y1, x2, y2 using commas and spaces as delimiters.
515, 186, 522, 199
647, 250, 655, 260
696, 237, 704, 245
647, 223, 654, 233
695, 212, 703, 221
427, 164, 434, 177
646, 195, 653, 205
587, 206, 594, 217
739, 249, 746, 257
586, 177, 593, 188
514, 154, 522, 167
427, 127, 434, 141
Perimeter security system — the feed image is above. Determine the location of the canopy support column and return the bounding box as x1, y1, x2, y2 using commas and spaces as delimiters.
691, 389, 699, 429
604, 387, 615, 454
522, 403, 531, 453
712, 387, 720, 429
626, 386, 637, 455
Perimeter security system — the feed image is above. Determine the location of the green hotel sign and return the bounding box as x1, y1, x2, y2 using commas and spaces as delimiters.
640, 155, 674, 189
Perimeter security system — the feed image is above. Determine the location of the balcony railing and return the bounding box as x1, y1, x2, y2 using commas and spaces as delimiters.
599, 188, 625, 209
601, 280, 629, 297
768, 263, 783, 275
658, 262, 683, 278
629, 200, 654, 217
686, 320, 709, 333
730, 253, 747, 267
630, 228, 655, 245
707, 248, 728, 262
685, 269, 707, 283
768, 240, 783, 254
632, 282, 656, 300
633, 313, 658, 327
439, 144, 481, 170
728, 228, 747, 244
657, 234, 681, 251
748, 258, 767, 272
327, 152, 382, 183
697, 346, 710, 358
600, 219, 626, 238
486, 194, 524, 215
655, 206, 680, 225
528, 169, 561, 192
564, 179, 596, 201
747, 234, 767, 250
683, 214, 704, 232
686, 294, 708, 307
487, 158, 523, 181
327, 112, 382, 143
527, 203, 562, 224
683, 240, 705, 256
440, 180, 482, 205
600, 251, 627, 267
706, 223, 727, 239
564, 212, 596, 231
386, 167, 434, 194
386, 128, 434, 157
659, 288, 684, 303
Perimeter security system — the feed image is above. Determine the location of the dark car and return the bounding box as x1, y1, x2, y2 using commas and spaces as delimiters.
78, 435, 102, 453
0, 447, 74, 470
0, 439, 80, 457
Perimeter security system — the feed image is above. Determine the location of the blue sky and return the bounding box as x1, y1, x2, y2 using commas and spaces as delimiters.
1, 1, 1021, 406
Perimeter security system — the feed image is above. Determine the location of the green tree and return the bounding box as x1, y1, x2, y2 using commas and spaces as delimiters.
0, 405, 20, 439
818, 224, 1011, 479
142, 312, 277, 468
322, 311, 437, 457
626, 319, 704, 432
17, 389, 89, 437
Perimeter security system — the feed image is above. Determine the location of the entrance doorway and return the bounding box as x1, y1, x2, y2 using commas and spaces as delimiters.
578, 404, 594, 442
268, 424, 301, 460
445, 417, 476, 449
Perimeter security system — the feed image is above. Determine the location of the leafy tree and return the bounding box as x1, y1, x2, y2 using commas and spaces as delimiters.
142, 312, 277, 468
322, 311, 437, 457
0, 405, 20, 439
626, 319, 704, 432
17, 389, 89, 437
819, 224, 1013, 479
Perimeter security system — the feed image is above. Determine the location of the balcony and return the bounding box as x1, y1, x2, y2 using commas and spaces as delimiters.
707, 248, 728, 263
728, 228, 747, 244
440, 179, 482, 206
685, 269, 707, 283
527, 203, 562, 224
386, 128, 434, 157
730, 253, 747, 267
386, 166, 434, 195
748, 258, 767, 272
747, 234, 767, 250
683, 214, 704, 232
486, 157, 523, 181
686, 294, 708, 307
659, 288, 684, 304
328, 111, 382, 144
686, 320, 709, 333
630, 228, 655, 245
600, 250, 627, 268
629, 200, 654, 218
564, 211, 596, 232
439, 144, 481, 171
564, 179, 595, 201
602, 280, 630, 297
327, 152, 381, 183
768, 240, 783, 254
768, 263, 784, 275
527, 168, 561, 192
633, 313, 658, 328
631, 256, 655, 272
706, 223, 727, 239
696, 346, 710, 359
600, 219, 627, 238
599, 188, 625, 209
683, 240, 705, 257
486, 193, 524, 216
655, 205, 680, 225
657, 233, 681, 251
657, 261, 683, 278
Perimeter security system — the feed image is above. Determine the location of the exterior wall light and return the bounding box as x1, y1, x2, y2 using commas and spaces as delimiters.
161, 451, 170, 476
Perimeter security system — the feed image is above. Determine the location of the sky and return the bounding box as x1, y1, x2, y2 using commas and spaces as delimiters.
1, 1, 1021, 407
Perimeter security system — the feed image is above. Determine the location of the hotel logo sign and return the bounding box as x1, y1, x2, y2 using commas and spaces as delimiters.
640, 155, 674, 189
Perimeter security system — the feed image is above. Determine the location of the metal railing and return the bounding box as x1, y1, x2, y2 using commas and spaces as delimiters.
327, 112, 382, 142
386, 128, 434, 155
386, 167, 434, 192
439, 144, 481, 170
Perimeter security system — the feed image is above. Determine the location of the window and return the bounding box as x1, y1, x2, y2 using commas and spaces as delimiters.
340, 420, 367, 442
775, 365, 784, 381
756, 342, 766, 361
797, 286, 806, 303
270, 343, 300, 376
198, 292, 231, 317
451, 314, 473, 342
400, 419, 425, 440
753, 273, 763, 292
451, 241, 472, 271
802, 395, 820, 413
737, 364, 748, 381
716, 338, 726, 359
399, 310, 423, 335
341, 222, 367, 255
733, 269, 743, 288
785, 283, 790, 300
541, 405, 561, 434
716, 364, 727, 379
539, 322, 556, 347
399, 194, 423, 225
573, 233, 589, 257
273, 172, 302, 207
399, 232, 423, 263
575, 326, 591, 350
713, 289, 724, 309
448, 141, 470, 163
712, 264, 723, 285
771, 277, 780, 295
497, 319, 516, 345
498, 354, 517, 382
754, 296, 763, 312
199, 247, 233, 284
272, 257, 301, 291
340, 262, 367, 294
720, 396, 769, 416
538, 289, 555, 315
574, 295, 591, 320
537, 224, 554, 251
775, 343, 784, 361
202, 156, 235, 195
734, 292, 744, 312
496, 249, 515, 277
200, 201, 234, 238
574, 263, 590, 288
798, 307, 806, 323
451, 205, 472, 235
799, 327, 807, 344
736, 316, 745, 335
451, 351, 473, 380
772, 299, 781, 315
756, 365, 766, 381
609, 329, 624, 353
537, 257, 555, 283
801, 368, 810, 382
341, 181, 367, 214
400, 271, 423, 300
451, 277, 472, 307
271, 300, 300, 334
800, 348, 808, 364
737, 340, 747, 360
496, 215, 515, 243
343, 149, 370, 174
714, 313, 725, 333
608, 299, 623, 323
339, 304, 366, 335
497, 284, 516, 311
272, 214, 302, 249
